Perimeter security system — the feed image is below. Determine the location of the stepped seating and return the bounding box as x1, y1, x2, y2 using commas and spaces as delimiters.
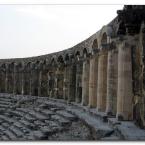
0, 94, 91, 140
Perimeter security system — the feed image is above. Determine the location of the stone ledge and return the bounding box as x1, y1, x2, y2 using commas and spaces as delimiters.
49, 98, 145, 140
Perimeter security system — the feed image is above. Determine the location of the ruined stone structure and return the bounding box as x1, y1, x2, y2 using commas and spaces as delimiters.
0, 5, 145, 131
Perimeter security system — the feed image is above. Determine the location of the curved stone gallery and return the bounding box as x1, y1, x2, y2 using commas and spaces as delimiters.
0, 5, 145, 141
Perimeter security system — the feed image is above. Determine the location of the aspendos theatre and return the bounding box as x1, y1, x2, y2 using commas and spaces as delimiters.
0, 5, 145, 141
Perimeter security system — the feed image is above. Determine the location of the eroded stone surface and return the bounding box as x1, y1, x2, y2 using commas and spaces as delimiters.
0, 94, 94, 141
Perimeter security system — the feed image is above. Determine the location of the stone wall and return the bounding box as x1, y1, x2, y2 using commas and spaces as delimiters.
0, 5, 145, 128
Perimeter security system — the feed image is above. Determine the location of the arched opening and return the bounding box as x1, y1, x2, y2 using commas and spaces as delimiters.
83, 48, 88, 58
101, 33, 107, 45
92, 39, 98, 53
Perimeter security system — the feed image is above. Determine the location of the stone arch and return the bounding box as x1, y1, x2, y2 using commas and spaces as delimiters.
101, 32, 107, 45
82, 48, 89, 58
57, 55, 64, 64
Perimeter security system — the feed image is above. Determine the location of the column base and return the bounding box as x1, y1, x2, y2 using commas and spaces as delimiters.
116, 113, 124, 121
106, 111, 113, 116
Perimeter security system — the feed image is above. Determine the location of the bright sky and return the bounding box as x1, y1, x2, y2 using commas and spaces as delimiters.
0, 5, 123, 59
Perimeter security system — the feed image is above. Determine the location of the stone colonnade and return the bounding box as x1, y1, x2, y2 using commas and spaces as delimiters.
0, 37, 136, 121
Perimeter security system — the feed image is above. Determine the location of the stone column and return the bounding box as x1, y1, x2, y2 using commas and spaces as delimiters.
40, 69, 48, 97
97, 50, 108, 112
82, 58, 90, 106
116, 42, 133, 120
88, 54, 98, 108
68, 63, 76, 102
13, 64, 16, 94
54, 68, 59, 99
57, 67, 64, 99
106, 49, 118, 115
0, 65, 6, 93
38, 71, 42, 97
49, 70, 55, 98
21, 71, 24, 95
63, 65, 69, 100
4, 65, 8, 93
75, 60, 83, 103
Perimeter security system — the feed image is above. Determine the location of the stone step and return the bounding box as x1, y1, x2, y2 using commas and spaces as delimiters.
34, 120, 45, 126
101, 135, 121, 140
51, 114, 71, 126
8, 110, 25, 117
44, 120, 63, 132
17, 108, 48, 121
1, 135, 9, 141
1, 123, 18, 140
27, 130, 47, 140
19, 119, 36, 130
24, 114, 36, 123
13, 121, 31, 133
0, 125, 6, 132
0, 100, 13, 105
67, 106, 114, 140
0, 104, 10, 108
3, 129, 17, 140
39, 109, 54, 116
56, 110, 77, 121
0, 115, 16, 123
9, 125, 24, 138
40, 126, 54, 135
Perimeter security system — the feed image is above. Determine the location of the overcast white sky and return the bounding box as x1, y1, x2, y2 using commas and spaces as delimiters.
0, 5, 123, 59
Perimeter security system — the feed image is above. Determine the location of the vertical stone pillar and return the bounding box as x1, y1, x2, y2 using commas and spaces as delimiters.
88, 54, 98, 108
23, 63, 31, 95
38, 71, 42, 97
21, 70, 24, 95
31, 67, 39, 96
97, 50, 108, 111
5, 68, 8, 93
106, 49, 118, 115
68, 63, 76, 102
57, 67, 64, 99
7, 64, 14, 94
48, 70, 55, 98
54, 68, 58, 99
13, 64, 16, 95
82, 59, 90, 106
116, 42, 133, 120
75, 60, 83, 103
63, 65, 69, 100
